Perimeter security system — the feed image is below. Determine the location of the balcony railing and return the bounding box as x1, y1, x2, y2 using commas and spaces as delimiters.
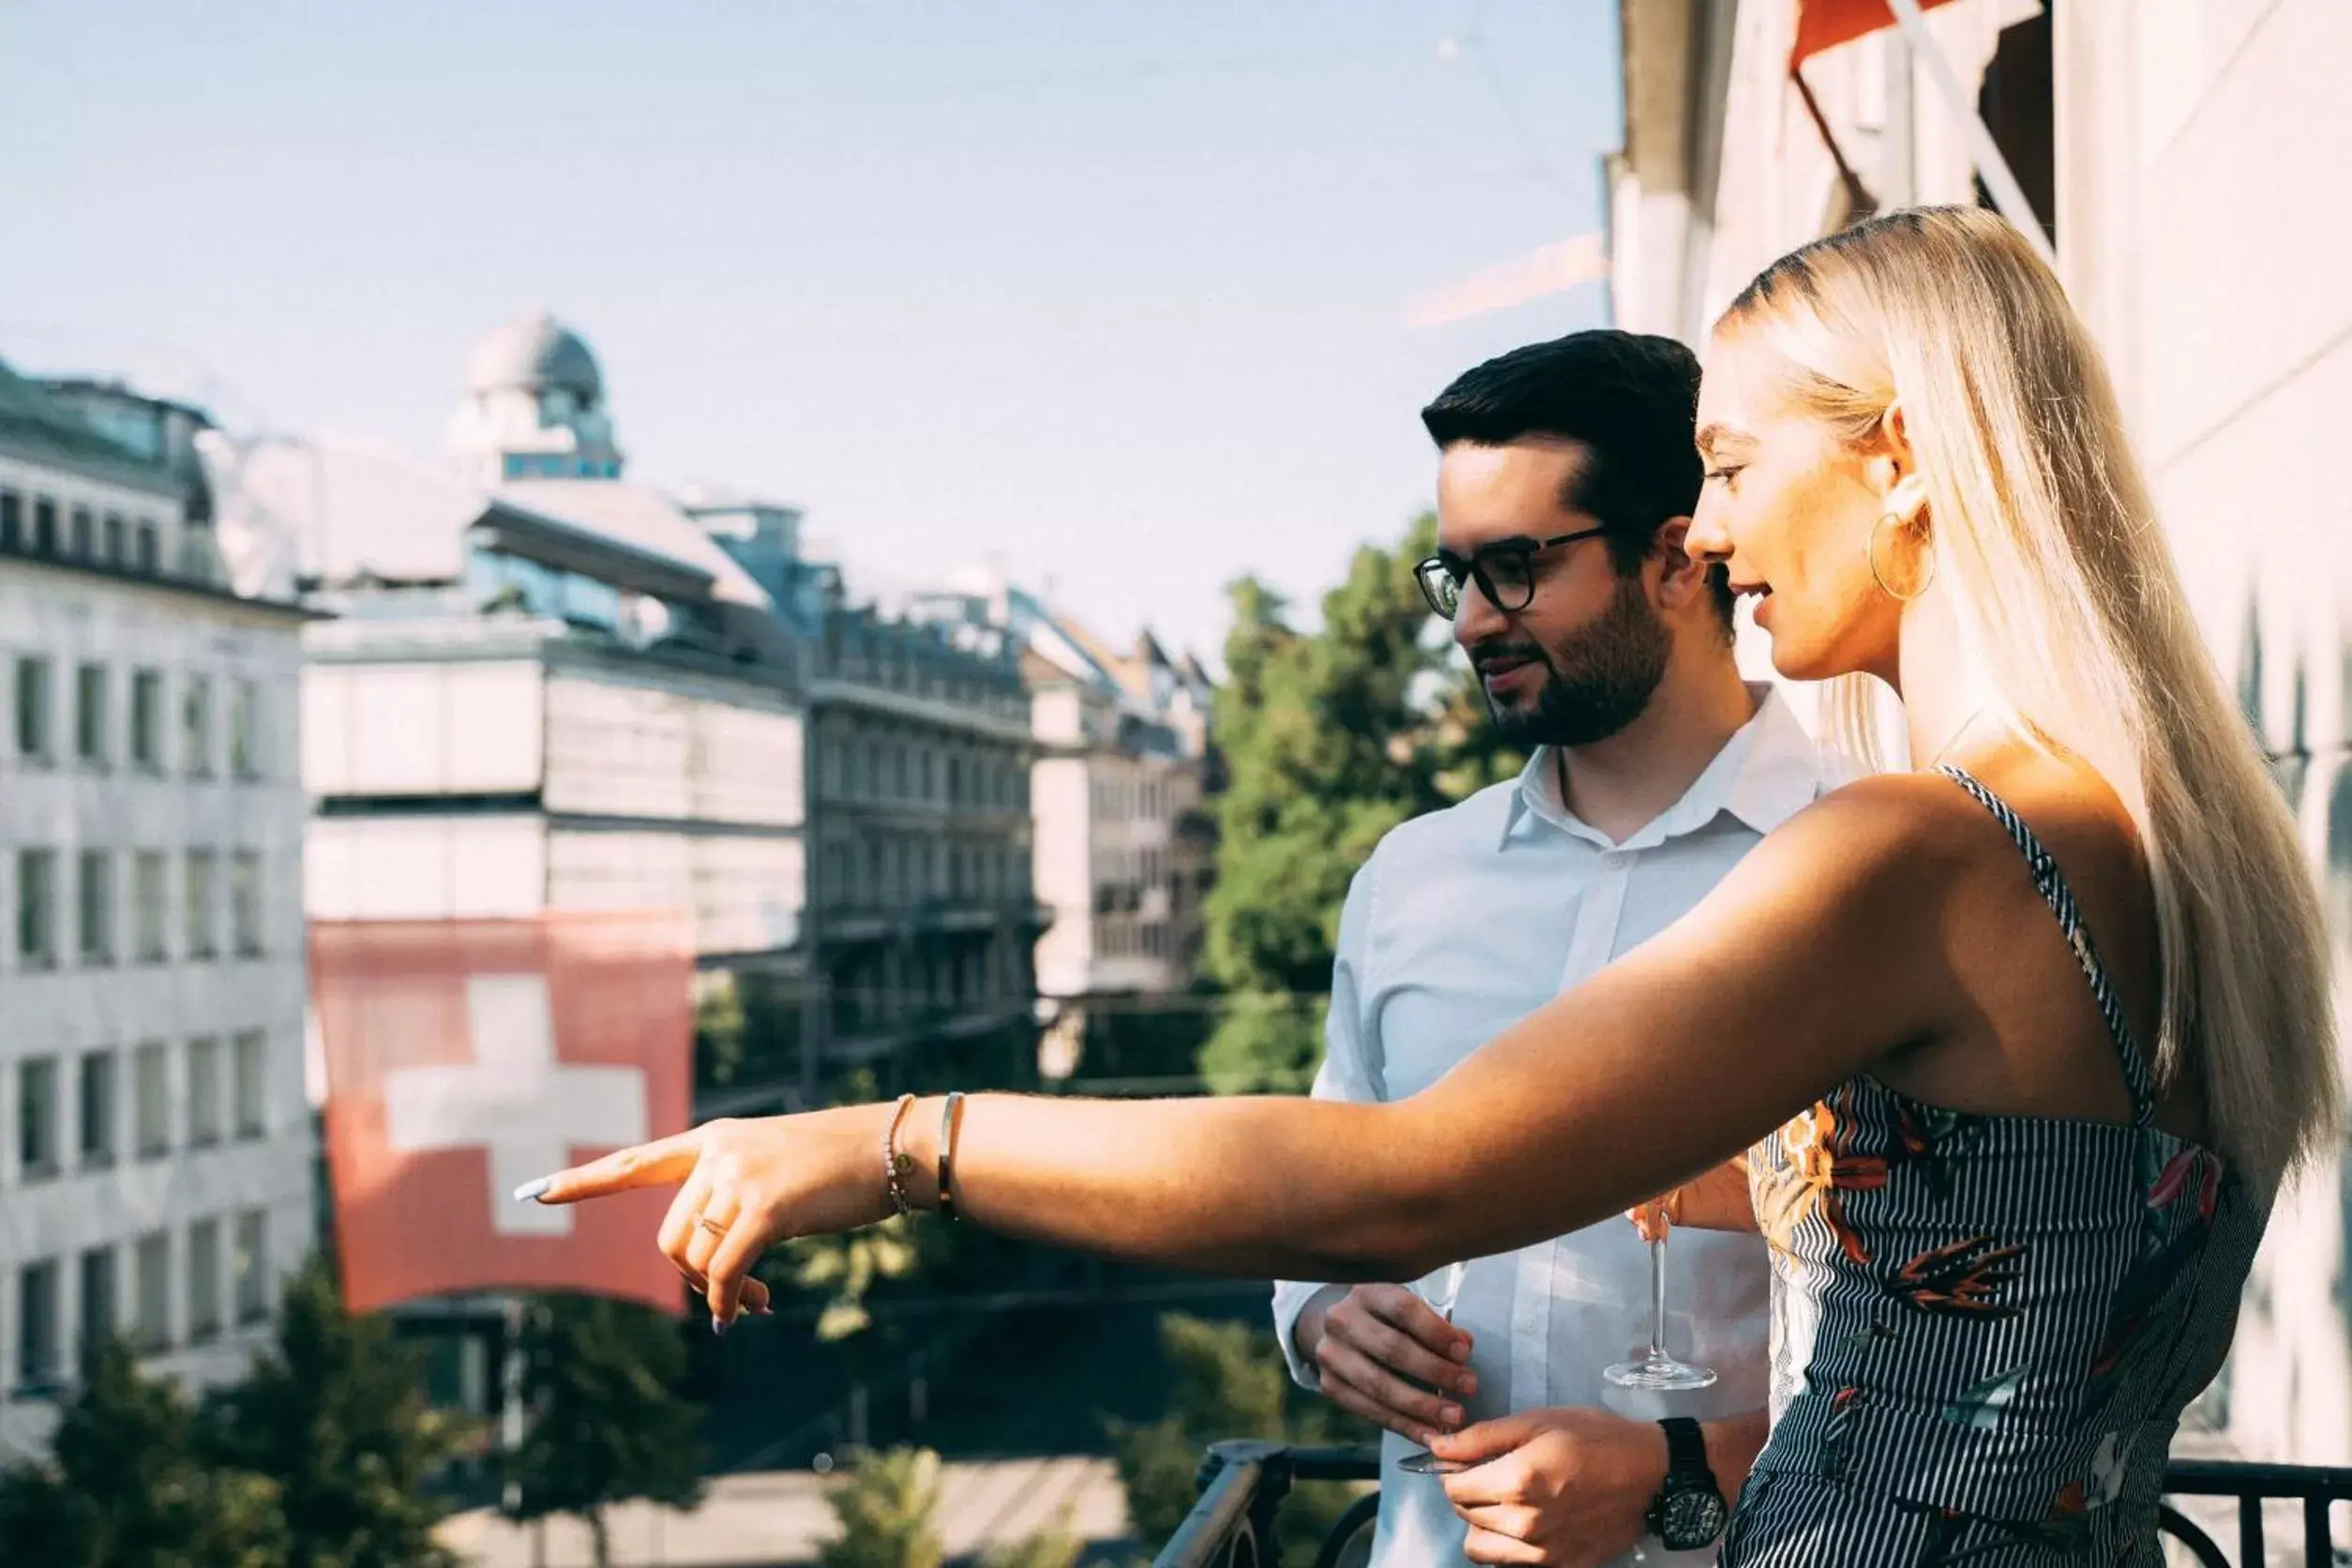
1152, 1442, 2352, 1568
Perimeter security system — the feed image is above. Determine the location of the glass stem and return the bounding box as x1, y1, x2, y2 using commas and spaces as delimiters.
1648, 1232, 1669, 1358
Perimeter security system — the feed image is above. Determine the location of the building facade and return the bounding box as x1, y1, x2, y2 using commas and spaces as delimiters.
1609, 0, 2352, 1470
0, 365, 311, 1456
215, 316, 812, 1118
912, 567, 1215, 1080
693, 499, 1044, 1098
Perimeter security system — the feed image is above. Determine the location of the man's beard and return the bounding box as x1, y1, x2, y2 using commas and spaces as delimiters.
1475, 574, 1671, 748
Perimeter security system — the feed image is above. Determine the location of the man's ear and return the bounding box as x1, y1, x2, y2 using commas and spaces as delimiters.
1649, 516, 1709, 611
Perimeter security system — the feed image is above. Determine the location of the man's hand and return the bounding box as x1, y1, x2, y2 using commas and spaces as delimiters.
1430, 1407, 1666, 1567
1293, 1284, 1475, 1444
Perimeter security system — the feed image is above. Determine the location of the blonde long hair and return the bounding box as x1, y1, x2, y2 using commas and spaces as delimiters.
1721, 205, 2337, 1193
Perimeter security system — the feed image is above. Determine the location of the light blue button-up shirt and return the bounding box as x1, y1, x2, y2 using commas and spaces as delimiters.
1272, 686, 1829, 1568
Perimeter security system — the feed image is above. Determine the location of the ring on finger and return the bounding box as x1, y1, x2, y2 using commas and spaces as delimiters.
696, 1214, 729, 1237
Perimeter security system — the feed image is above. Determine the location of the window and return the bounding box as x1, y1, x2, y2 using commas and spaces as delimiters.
188, 1036, 221, 1148
231, 852, 263, 956
78, 1050, 116, 1168
16, 656, 51, 759
33, 496, 58, 553
232, 1032, 266, 1139
75, 663, 108, 765
130, 670, 162, 770
229, 679, 261, 778
102, 512, 125, 564
183, 675, 212, 776
18, 1056, 59, 1181
78, 849, 113, 964
134, 521, 158, 573
188, 1219, 222, 1344
187, 850, 217, 957
133, 1232, 170, 1351
921, 749, 936, 800
68, 505, 94, 557
0, 487, 20, 549
133, 1041, 170, 1158
79, 1246, 116, 1360
234, 1211, 268, 1325
893, 746, 908, 798
18, 847, 57, 966
18, 1260, 60, 1391
134, 852, 168, 961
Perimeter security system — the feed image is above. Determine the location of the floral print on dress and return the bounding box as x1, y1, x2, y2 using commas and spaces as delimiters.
1756, 1087, 1889, 1265
1723, 771, 2266, 1568
1890, 1235, 2028, 1319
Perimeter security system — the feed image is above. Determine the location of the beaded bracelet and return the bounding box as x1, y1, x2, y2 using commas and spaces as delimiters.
882, 1093, 918, 1218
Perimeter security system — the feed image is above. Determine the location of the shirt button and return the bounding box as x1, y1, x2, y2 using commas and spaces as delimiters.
1599, 849, 1631, 869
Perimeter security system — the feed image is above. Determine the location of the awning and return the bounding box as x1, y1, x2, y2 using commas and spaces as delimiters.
1791, 0, 1964, 68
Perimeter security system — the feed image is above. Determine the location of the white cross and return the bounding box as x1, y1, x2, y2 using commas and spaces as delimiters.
384, 972, 649, 1237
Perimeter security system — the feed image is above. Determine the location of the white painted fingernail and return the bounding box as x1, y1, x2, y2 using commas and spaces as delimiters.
513, 1178, 551, 1202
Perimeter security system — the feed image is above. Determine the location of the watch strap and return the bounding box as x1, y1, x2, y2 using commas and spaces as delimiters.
1659, 1416, 1711, 1485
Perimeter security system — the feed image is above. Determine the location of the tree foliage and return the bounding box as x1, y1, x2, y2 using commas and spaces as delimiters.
816, 1446, 946, 1568
0, 1340, 288, 1568
204, 1257, 469, 1568
0, 1261, 470, 1568
1199, 512, 1521, 1091
501, 1294, 705, 1568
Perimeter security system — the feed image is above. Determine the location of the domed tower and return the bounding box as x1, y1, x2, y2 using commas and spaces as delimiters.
445, 312, 625, 485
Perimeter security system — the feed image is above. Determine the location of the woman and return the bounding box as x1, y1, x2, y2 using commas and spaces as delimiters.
524, 209, 2338, 1564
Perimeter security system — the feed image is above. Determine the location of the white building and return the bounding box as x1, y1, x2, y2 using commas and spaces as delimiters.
211, 316, 811, 1109
0, 365, 311, 1457
1610, 0, 2352, 1471
912, 567, 1215, 1074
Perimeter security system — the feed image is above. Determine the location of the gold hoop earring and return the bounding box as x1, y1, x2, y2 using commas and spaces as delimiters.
1867, 512, 1936, 601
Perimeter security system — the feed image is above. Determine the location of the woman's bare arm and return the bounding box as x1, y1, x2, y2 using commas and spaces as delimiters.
1632, 1154, 1756, 1239
537, 776, 1972, 1319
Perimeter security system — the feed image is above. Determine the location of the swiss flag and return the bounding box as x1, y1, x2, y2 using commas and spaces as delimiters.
312, 912, 696, 1317
1791, 0, 1964, 69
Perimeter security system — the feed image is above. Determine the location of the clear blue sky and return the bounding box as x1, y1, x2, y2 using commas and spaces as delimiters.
0, 0, 1621, 662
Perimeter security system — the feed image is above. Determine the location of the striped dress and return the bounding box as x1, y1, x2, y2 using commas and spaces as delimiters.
1722, 767, 2271, 1567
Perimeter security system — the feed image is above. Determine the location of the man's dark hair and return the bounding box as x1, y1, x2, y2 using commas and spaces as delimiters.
1421, 330, 1732, 631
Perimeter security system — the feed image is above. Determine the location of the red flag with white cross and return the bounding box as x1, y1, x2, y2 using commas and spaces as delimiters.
312, 912, 695, 1316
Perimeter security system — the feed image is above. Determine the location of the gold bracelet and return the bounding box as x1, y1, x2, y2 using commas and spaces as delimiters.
882, 1093, 918, 1218
937, 1092, 965, 1220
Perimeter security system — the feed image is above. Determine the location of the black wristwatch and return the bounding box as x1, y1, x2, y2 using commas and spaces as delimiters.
1646, 1417, 1729, 1550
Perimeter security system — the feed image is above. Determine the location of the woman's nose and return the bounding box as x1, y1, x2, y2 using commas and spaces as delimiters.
1685, 499, 1733, 565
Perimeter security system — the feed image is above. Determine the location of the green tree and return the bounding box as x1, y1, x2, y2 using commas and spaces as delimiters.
1107, 1315, 1369, 1564
0, 1340, 290, 1568
201, 1258, 469, 1568
816, 1445, 945, 1568
981, 1503, 1085, 1568
502, 1295, 705, 1568
1199, 513, 1515, 1091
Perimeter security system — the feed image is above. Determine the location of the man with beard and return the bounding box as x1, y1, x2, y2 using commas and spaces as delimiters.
1272, 332, 1827, 1568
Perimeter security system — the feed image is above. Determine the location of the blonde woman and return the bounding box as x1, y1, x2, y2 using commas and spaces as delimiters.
524, 209, 2337, 1566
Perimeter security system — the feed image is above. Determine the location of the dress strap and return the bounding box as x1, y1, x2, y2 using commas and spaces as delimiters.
1935, 764, 2156, 1125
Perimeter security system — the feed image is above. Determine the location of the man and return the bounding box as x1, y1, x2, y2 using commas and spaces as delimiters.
1272, 331, 1827, 1567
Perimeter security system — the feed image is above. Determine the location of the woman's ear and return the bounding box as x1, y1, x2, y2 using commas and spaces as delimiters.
1865, 401, 1931, 523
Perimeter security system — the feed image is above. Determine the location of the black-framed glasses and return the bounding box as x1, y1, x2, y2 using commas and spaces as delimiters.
1414, 526, 1611, 620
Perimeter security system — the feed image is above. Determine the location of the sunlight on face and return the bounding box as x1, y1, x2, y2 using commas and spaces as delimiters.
1685, 333, 1905, 684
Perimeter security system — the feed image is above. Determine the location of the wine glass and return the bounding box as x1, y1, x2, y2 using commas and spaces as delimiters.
1394, 1259, 1470, 1475
1606, 1213, 1716, 1391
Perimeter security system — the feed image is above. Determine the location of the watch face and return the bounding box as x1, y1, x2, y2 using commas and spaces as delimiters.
1660, 1486, 1728, 1550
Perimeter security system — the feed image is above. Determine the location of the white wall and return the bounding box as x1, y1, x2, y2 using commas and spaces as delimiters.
2057, 0, 2352, 1471
303, 660, 545, 798
0, 555, 310, 1458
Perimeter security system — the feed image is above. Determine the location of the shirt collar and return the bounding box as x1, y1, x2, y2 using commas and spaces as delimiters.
1498, 685, 1824, 852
